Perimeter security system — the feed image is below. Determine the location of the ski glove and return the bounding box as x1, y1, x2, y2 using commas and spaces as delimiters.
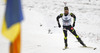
58, 23, 61, 28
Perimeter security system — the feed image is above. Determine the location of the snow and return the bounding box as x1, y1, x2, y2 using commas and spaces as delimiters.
0, 0, 100, 53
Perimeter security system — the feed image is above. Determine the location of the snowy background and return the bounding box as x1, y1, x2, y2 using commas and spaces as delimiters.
0, 0, 100, 53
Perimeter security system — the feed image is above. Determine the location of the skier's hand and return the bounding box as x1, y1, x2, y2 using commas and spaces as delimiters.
57, 22, 61, 28
58, 24, 61, 28
73, 22, 75, 27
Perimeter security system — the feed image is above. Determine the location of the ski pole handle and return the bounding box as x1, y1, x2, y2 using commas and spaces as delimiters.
63, 2, 67, 6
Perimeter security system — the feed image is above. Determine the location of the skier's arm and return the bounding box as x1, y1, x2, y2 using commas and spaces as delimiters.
70, 13, 76, 27
56, 13, 63, 28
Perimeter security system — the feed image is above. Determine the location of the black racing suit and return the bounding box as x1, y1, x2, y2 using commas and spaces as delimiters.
56, 13, 86, 47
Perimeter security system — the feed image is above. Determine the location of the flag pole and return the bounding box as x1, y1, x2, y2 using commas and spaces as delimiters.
10, 25, 21, 53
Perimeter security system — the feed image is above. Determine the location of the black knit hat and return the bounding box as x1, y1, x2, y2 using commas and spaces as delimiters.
64, 6, 69, 10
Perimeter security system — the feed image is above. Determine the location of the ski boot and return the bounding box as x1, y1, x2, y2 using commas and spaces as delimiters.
63, 43, 68, 50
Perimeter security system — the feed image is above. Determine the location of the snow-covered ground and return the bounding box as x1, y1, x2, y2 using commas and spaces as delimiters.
0, 0, 100, 53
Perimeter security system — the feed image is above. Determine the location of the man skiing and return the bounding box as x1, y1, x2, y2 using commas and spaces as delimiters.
56, 6, 87, 49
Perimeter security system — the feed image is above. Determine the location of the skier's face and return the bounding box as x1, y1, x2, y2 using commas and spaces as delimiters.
64, 10, 69, 14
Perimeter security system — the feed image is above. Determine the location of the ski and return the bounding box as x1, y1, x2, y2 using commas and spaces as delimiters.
63, 48, 67, 50
80, 46, 97, 50
62, 47, 69, 50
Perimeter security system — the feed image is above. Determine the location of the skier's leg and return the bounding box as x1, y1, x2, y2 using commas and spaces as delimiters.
68, 26, 87, 47
63, 28, 68, 48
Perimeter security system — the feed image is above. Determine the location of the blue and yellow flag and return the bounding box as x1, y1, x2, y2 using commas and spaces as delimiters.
2, 0, 23, 42
2, 0, 23, 53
